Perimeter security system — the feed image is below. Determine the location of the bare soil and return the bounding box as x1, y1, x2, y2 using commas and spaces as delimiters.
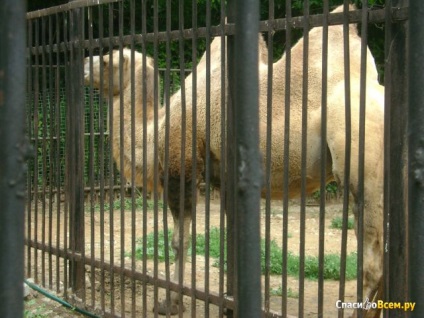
25, 196, 358, 317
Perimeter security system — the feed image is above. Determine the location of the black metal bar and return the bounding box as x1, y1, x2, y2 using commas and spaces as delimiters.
226, 0, 236, 316
54, 12, 62, 295
128, 1, 137, 316
117, 2, 126, 316
356, 2, 369, 316
97, 5, 106, 313
190, 0, 199, 316
318, 1, 329, 316
218, 1, 227, 316
26, 17, 34, 282
299, 1, 310, 317
177, 1, 187, 315
26, 0, 120, 20
281, 1, 292, 316
26, 7, 408, 56
33, 18, 41, 285
139, 0, 148, 315
203, 1, 212, 317
383, 1, 409, 316
408, 1, 424, 316
86, 5, 97, 310
0, 0, 27, 317
106, 3, 116, 315
62, 11, 70, 300
338, 2, 353, 318
233, 0, 262, 317
264, 0, 274, 314
161, 0, 172, 314
47, 14, 55, 291
67, 0, 86, 294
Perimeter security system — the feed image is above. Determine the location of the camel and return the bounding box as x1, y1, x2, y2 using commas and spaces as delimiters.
84, 48, 162, 191
84, 5, 384, 316
154, 5, 384, 317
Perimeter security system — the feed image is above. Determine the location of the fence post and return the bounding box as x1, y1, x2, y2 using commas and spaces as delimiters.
383, 0, 409, 314
408, 1, 424, 316
67, 1, 85, 293
0, 0, 27, 317
227, 0, 262, 317
226, 1, 236, 316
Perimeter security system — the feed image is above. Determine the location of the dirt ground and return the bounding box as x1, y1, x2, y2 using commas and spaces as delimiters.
25, 195, 358, 317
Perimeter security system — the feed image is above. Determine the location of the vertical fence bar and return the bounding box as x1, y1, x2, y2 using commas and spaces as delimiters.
338, 2, 353, 317
299, 2, 310, 317
318, 2, 329, 316
282, 1, 292, 316
408, 1, 424, 316
264, 0, 274, 315
0, 0, 27, 317
67, 0, 86, 294
226, 0, 236, 316
233, 0, 262, 317
218, 2, 227, 316
26, 18, 34, 281
383, 1, 409, 315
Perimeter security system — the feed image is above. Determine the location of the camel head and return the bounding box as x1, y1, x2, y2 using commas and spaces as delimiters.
84, 48, 154, 95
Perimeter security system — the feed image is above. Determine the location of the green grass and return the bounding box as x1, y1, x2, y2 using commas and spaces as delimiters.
94, 196, 163, 211
24, 300, 46, 318
330, 216, 355, 230
132, 227, 357, 281
270, 287, 299, 299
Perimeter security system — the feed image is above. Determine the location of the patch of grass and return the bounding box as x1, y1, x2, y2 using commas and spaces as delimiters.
94, 196, 163, 211
270, 286, 299, 299
24, 301, 46, 318
132, 227, 357, 280
330, 216, 355, 230
134, 227, 225, 262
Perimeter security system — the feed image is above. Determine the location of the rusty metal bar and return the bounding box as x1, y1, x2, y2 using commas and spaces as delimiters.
408, 1, 424, 316
0, 0, 27, 316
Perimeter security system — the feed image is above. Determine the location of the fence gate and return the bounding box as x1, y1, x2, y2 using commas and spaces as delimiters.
16, 0, 424, 317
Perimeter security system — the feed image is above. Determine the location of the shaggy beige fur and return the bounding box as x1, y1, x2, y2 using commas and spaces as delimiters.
156, 5, 384, 317
84, 49, 163, 191
84, 5, 384, 316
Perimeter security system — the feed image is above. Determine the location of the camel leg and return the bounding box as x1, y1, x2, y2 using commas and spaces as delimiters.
154, 176, 193, 316
350, 200, 384, 318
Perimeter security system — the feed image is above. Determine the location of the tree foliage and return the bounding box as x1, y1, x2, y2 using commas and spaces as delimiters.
27, 0, 385, 78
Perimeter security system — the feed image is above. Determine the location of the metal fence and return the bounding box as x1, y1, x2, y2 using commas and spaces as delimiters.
15, 0, 423, 317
